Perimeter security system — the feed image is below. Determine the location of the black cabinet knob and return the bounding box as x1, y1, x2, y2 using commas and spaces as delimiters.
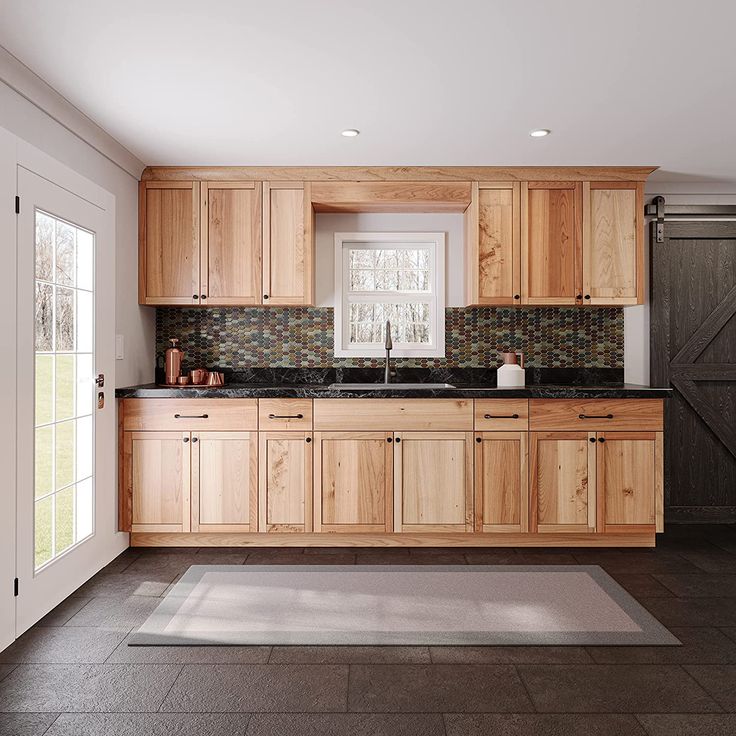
263, 294, 269, 300
200, 294, 207, 300
576, 294, 583, 300
476, 436, 482, 443
192, 437, 198, 443
598, 437, 606, 443
584, 294, 591, 300
305, 437, 312, 443
589, 437, 596, 443
183, 437, 190, 443
386, 437, 392, 443
513, 294, 520, 300
192, 294, 198, 300
395, 437, 401, 443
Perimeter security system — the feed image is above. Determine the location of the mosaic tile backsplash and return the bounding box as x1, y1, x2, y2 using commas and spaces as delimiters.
156, 307, 624, 371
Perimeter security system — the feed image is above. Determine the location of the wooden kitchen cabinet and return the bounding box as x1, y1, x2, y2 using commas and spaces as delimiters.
465, 182, 521, 305
200, 182, 262, 305
139, 181, 200, 305
193, 431, 258, 532
313, 432, 393, 533
259, 431, 313, 532
530, 431, 596, 533
596, 431, 658, 532
582, 182, 643, 305
124, 431, 191, 533
474, 432, 528, 532
394, 432, 473, 532
262, 182, 314, 305
521, 181, 582, 305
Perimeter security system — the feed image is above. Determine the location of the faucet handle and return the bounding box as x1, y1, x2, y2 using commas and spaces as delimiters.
385, 320, 393, 350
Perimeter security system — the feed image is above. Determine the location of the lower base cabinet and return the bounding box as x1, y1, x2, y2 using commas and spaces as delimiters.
126, 431, 191, 533
313, 432, 393, 533
393, 432, 474, 532
597, 431, 659, 532
259, 431, 312, 532
474, 431, 528, 532
530, 431, 596, 533
194, 431, 258, 533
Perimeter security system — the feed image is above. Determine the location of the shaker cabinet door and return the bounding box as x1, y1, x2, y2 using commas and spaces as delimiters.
139, 181, 200, 305
314, 432, 393, 533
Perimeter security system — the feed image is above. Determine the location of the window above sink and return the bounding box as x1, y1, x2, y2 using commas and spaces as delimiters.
333, 232, 446, 358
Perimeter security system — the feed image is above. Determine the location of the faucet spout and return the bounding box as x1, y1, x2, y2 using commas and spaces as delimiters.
384, 320, 392, 384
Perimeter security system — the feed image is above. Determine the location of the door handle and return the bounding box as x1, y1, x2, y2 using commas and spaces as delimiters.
578, 414, 613, 420
268, 413, 304, 420
484, 413, 520, 419
174, 413, 209, 419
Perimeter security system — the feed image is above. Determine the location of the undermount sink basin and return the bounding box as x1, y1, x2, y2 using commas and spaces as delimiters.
328, 382, 456, 390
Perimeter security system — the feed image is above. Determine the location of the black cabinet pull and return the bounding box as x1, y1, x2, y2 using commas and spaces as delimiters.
174, 413, 209, 419
395, 437, 401, 443
484, 413, 520, 419
513, 294, 520, 300
192, 294, 199, 300
182, 437, 190, 443
268, 413, 304, 420
192, 437, 199, 443
584, 294, 591, 300
598, 437, 606, 443
589, 437, 596, 443
576, 294, 583, 300
305, 436, 312, 443
578, 414, 613, 420
386, 437, 393, 443
476, 436, 482, 443
200, 294, 207, 300
263, 294, 269, 300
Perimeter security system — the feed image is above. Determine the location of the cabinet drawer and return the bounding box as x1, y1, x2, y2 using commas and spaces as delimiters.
122, 399, 258, 431
313, 399, 473, 431
530, 399, 663, 431
259, 399, 313, 430
474, 400, 529, 430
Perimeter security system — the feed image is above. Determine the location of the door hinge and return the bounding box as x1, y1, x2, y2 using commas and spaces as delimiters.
654, 195, 665, 243
14, 196, 20, 214
13, 578, 18, 597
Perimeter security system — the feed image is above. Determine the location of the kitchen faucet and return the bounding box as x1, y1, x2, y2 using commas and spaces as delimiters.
384, 320, 393, 384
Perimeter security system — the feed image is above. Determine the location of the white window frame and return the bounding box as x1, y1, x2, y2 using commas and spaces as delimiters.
334, 231, 446, 358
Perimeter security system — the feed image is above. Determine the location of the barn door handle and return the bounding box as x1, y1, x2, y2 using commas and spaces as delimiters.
578, 414, 613, 420
174, 413, 209, 419
484, 413, 520, 419
268, 413, 304, 420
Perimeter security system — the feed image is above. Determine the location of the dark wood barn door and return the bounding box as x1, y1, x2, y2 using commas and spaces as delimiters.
651, 220, 736, 522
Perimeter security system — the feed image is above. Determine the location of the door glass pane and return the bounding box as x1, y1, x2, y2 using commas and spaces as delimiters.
34, 209, 95, 570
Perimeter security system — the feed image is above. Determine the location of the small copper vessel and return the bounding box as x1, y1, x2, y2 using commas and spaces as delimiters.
165, 339, 184, 385
190, 368, 209, 385
176, 376, 190, 385
206, 371, 225, 386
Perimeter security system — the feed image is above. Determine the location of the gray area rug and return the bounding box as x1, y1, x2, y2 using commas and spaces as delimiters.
129, 564, 680, 647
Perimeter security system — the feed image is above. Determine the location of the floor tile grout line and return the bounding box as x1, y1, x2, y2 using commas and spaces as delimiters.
38, 712, 62, 736
155, 663, 185, 713
513, 663, 540, 713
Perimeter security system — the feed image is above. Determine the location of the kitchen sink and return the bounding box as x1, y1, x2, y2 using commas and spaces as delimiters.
328, 382, 456, 390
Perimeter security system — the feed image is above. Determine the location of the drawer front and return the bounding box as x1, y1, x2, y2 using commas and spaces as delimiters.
259, 399, 313, 430
122, 399, 258, 431
530, 399, 663, 431
313, 399, 473, 431
474, 399, 529, 430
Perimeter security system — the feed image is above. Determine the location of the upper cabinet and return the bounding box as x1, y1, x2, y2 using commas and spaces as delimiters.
262, 182, 314, 305
521, 181, 582, 306
139, 179, 314, 306
139, 181, 200, 305
464, 178, 644, 307
582, 182, 643, 305
465, 182, 521, 305
201, 182, 262, 306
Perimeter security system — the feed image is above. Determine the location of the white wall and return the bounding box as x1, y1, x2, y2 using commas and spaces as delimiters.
0, 79, 154, 387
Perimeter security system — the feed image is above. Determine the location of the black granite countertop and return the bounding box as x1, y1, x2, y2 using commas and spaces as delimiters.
115, 383, 671, 400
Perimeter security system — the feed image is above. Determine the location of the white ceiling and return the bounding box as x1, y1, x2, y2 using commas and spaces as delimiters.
1, 0, 735, 183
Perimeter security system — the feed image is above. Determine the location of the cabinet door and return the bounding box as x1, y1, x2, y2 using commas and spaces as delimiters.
474, 432, 528, 532
201, 182, 262, 305
314, 432, 392, 533
139, 181, 200, 305
583, 182, 643, 305
530, 431, 596, 533
394, 432, 473, 533
521, 182, 582, 305
597, 431, 657, 532
125, 431, 191, 533
192, 431, 257, 532
262, 182, 314, 305
465, 182, 521, 305
259, 432, 313, 532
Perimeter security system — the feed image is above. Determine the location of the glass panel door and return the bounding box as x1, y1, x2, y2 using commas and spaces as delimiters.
33, 211, 95, 569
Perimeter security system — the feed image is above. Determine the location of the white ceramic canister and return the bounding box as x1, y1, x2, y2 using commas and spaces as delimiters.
497, 351, 526, 388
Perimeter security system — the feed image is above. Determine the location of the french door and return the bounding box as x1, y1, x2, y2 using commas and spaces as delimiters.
16, 167, 115, 633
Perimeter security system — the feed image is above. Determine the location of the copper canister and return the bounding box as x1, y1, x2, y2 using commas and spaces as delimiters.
165, 339, 184, 385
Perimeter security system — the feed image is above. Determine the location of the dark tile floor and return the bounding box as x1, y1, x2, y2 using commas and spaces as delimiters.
1, 525, 736, 735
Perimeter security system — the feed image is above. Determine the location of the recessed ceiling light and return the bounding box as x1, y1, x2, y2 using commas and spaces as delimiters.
341, 129, 360, 137
529, 129, 551, 138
